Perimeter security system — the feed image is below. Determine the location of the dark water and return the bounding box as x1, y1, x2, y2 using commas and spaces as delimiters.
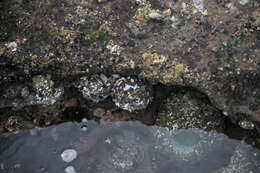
0, 120, 259, 173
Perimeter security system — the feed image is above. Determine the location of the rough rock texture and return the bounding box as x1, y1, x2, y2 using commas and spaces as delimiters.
0, 0, 260, 122
156, 89, 225, 132
215, 141, 260, 173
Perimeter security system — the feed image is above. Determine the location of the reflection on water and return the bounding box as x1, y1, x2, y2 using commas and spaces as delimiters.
0, 121, 259, 173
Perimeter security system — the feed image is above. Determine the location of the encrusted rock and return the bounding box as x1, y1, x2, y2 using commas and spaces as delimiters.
156, 90, 225, 132
75, 74, 111, 103
31, 75, 64, 105
111, 76, 152, 112
1, 0, 260, 123
5, 116, 24, 132
4, 115, 34, 132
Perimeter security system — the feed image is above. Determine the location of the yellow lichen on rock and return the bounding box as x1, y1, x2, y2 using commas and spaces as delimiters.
99, 22, 119, 37
140, 53, 194, 85
140, 52, 167, 82
142, 52, 167, 69
160, 63, 190, 84
134, 3, 152, 26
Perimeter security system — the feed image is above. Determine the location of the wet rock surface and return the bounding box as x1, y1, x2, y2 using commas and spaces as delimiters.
0, 0, 260, 126
1, 0, 259, 123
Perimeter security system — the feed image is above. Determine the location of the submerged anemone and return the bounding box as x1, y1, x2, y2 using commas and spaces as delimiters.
170, 130, 201, 157
154, 127, 224, 162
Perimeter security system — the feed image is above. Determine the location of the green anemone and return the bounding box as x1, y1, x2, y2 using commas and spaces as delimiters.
170, 130, 201, 157
155, 128, 223, 162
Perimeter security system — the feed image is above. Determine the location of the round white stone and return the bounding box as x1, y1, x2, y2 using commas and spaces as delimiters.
65, 166, 77, 173
61, 149, 77, 163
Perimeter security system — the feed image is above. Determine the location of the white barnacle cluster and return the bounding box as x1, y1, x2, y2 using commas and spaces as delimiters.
192, 0, 207, 15
75, 74, 152, 111
111, 76, 152, 112
65, 6, 88, 25
106, 41, 122, 56
7, 41, 17, 52
238, 0, 249, 5
75, 74, 111, 103
135, 0, 147, 6
30, 75, 64, 105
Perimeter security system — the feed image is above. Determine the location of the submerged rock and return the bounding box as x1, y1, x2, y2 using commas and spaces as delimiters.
215, 141, 260, 173
156, 90, 225, 132
111, 76, 152, 112
98, 127, 152, 173
111, 144, 141, 171
65, 166, 77, 173
61, 149, 78, 163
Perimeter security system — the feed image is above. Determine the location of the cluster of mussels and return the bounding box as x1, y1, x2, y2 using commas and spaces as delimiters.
0, 74, 64, 110
75, 74, 153, 112
1, 74, 152, 112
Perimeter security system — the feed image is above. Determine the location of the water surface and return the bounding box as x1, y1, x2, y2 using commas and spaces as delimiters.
0, 121, 259, 173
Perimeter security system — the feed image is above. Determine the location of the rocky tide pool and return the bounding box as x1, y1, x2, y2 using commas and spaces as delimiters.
0, 73, 260, 173
0, 121, 260, 173
1, 0, 260, 172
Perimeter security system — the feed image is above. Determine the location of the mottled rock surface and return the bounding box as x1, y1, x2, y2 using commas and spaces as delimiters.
156, 89, 225, 132
0, 0, 260, 122
215, 141, 260, 173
